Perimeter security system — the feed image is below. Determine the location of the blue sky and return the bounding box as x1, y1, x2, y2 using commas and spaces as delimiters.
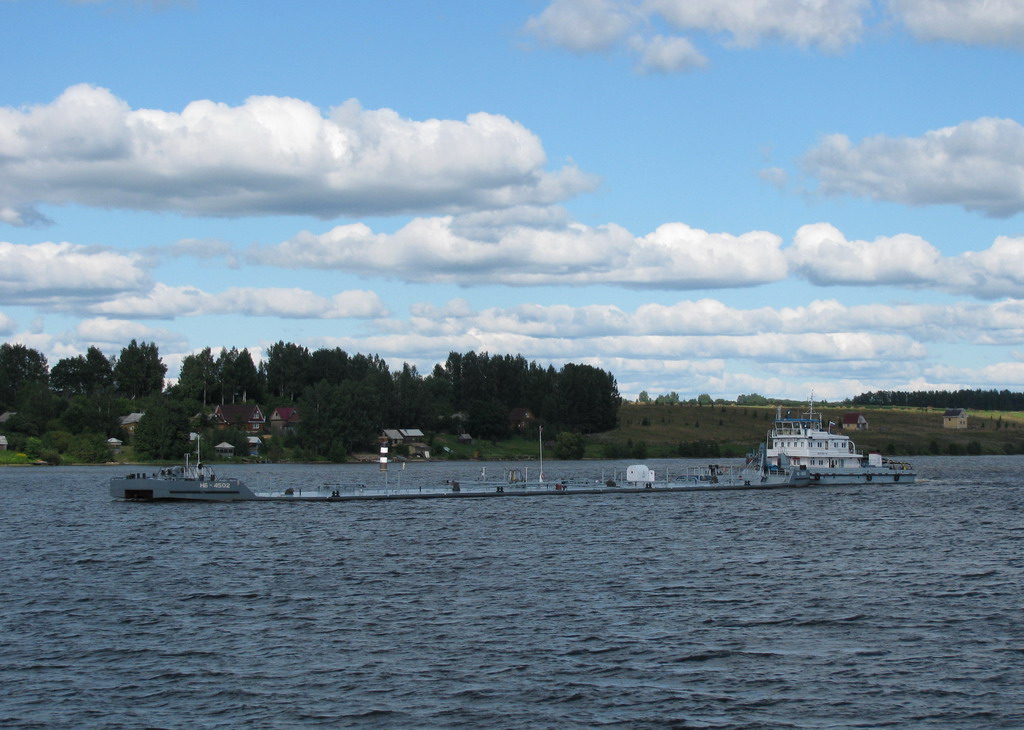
3, 0, 1024, 401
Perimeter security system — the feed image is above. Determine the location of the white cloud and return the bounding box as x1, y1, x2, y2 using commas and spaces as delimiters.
249, 214, 1024, 298
82, 283, 389, 319
399, 296, 1024, 348
646, 0, 869, 51
525, 0, 637, 52
0, 84, 596, 224
317, 294, 1024, 398
789, 224, 1024, 299
802, 118, 1024, 217
525, 0, 1024, 74
788, 223, 944, 286
889, 0, 1024, 47
250, 214, 788, 289
0, 240, 149, 304
630, 34, 708, 72
167, 237, 235, 260
0, 310, 15, 335
74, 317, 185, 349
955, 236, 1024, 299
526, 0, 869, 72
758, 166, 787, 188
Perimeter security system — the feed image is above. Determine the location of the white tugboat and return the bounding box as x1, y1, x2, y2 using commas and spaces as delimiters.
764, 399, 915, 485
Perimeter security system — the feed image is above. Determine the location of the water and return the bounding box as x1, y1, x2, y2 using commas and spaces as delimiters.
2, 456, 1022, 728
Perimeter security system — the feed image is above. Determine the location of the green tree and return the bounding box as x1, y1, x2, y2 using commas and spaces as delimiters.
60, 393, 120, 436
298, 381, 342, 458
216, 347, 262, 403
8, 381, 66, 436
176, 347, 219, 404
554, 431, 585, 459
393, 362, 435, 430
308, 347, 349, 387
50, 346, 113, 396
113, 340, 166, 399
467, 398, 509, 441
549, 363, 620, 433
68, 433, 111, 463
264, 341, 311, 400
133, 400, 191, 460
0, 343, 49, 409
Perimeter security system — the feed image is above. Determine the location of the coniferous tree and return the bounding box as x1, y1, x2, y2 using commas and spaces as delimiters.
176, 347, 218, 405
113, 340, 166, 399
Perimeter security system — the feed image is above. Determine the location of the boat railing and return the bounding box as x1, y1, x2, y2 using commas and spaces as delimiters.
664, 463, 795, 483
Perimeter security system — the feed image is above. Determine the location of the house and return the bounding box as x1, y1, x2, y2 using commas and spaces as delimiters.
268, 407, 301, 435
106, 437, 122, 454
508, 407, 536, 431
214, 441, 236, 457
0, 435, 7, 451
119, 412, 145, 434
943, 408, 968, 429
381, 428, 430, 458
841, 412, 868, 430
382, 428, 424, 445
247, 436, 262, 456
458, 433, 473, 445
213, 404, 266, 433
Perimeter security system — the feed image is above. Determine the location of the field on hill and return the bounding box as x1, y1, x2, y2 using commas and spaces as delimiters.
588, 403, 1024, 458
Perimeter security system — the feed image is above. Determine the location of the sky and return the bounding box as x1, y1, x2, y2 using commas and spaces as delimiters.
2, 0, 1024, 402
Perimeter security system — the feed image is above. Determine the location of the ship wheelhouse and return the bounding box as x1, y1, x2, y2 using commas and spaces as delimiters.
765, 403, 863, 469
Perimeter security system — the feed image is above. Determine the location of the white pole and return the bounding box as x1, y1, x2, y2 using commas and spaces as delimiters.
538, 424, 544, 483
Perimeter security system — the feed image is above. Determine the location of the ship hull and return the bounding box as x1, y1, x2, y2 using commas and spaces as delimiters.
806, 468, 915, 486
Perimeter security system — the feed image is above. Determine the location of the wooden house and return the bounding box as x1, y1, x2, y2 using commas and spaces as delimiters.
269, 407, 301, 435
213, 404, 266, 433
841, 412, 868, 430
943, 408, 968, 429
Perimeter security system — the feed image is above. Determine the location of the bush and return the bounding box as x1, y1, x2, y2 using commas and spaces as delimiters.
554, 431, 585, 460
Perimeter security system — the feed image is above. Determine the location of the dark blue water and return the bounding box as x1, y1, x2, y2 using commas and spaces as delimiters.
2, 456, 1022, 728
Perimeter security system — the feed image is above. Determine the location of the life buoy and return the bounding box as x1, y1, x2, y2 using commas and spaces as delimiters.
866, 474, 872, 482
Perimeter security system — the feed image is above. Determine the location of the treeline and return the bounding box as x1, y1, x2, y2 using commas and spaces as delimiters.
0, 341, 620, 463
852, 389, 1024, 411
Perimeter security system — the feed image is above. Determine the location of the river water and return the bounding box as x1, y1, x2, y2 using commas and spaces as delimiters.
1, 456, 1022, 728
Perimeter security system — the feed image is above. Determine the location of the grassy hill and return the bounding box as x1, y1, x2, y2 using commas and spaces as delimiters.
587, 403, 1024, 459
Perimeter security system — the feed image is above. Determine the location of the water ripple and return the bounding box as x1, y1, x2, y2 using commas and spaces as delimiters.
1, 457, 1022, 728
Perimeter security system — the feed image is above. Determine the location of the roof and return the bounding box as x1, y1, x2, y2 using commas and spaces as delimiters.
271, 406, 300, 422
944, 408, 968, 417
215, 404, 264, 423
215, 441, 235, 449
120, 412, 145, 425
400, 428, 424, 438
842, 412, 865, 423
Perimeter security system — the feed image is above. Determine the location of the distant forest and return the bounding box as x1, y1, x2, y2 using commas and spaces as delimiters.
852, 389, 1024, 411
0, 340, 620, 463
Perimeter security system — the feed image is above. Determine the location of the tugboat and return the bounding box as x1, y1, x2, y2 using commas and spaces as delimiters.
110, 458, 260, 501
764, 399, 915, 485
